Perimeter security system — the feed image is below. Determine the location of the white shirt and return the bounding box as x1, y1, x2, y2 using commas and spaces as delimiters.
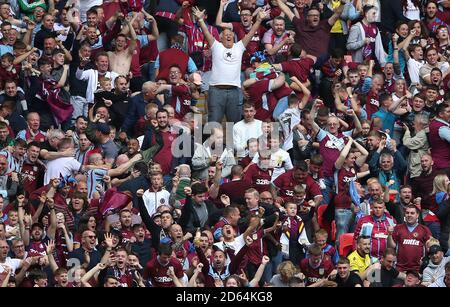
213, 234, 245, 265
0, 257, 21, 276
403, 0, 421, 21
44, 157, 81, 185
407, 58, 424, 85
209, 40, 246, 87
233, 119, 263, 157
142, 189, 171, 218
278, 107, 302, 151
252, 148, 293, 181
79, 0, 102, 22
53, 23, 70, 42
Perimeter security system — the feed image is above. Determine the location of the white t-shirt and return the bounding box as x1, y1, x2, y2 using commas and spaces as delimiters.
278, 108, 302, 151
209, 40, 246, 87
403, 0, 421, 21
44, 157, 81, 185
252, 148, 293, 181
213, 235, 246, 265
0, 257, 21, 276
407, 58, 424, 85
233, 119, 263, 157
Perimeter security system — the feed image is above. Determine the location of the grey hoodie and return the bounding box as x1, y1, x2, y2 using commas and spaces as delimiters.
423, 256, 450, 284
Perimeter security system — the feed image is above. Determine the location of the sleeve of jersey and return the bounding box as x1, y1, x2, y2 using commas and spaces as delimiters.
316, 129, 327, 142
273, 174, 284, 189
175, 260, 184, 278
172, 85, 189, 96
243, 167, 253, 183
308, 179, 322, 198
298, 58, 314, 81
392, 226, 400, 243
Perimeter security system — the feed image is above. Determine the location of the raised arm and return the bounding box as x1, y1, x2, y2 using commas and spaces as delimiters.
126, 15, 138, 56
242, 9, 268, 47
81, 262, 106, 287
107, 153, 142, 177
216, 0, 233, 29
276, 0, 295, 21
290, 76, 311, 109
22, 20, 36, 46
327, 4, 345, 27
353, 138, 369, 166
141, 9, 160, 41
309, 99, 322, 135
335, 137, 353, 170
248, 256, 270, 287
192, 7, 215, 48
46, 198, 57, 239
349, 109, 362, 135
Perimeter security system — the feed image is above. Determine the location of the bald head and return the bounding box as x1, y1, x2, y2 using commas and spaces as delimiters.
142, 82, 157, 100
115, 154, 129, 166
177, 164, 191, 177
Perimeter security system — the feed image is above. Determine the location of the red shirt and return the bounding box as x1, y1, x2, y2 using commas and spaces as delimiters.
231, 22, 266, 71
20, 161, 45, 197
333, 191, 352, 209
248, 80, 292, 121
280, 57, 314, 83
170, 84, 192, 120
23, 129, 46, 143
365, 90, 380, 120
335, 166, 357, 193
143, 256, 184, 287
300, 257, 334, 286
246, 229, 267, 265
243, 164, 273, 193
129, 40, 142, 77
217, 179, 252, 205
392, 224, 431, 272
28, 240, 47, 257
273, 171, 322, 201
152, 130, 176, 174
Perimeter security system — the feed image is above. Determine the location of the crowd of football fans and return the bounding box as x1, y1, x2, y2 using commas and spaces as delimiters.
0, 0, 450, 288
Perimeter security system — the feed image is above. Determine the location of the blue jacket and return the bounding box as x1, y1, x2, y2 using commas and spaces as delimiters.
120, 93, 161, 135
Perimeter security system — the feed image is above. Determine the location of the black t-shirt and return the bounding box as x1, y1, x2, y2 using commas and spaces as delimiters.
369, 266, 401, 287
335, 272, 363, 287
380, 266, 400, 287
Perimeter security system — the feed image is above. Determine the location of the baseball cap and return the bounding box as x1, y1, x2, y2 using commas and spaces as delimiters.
190, 72, 202, 86
428, 245, 442, 255
96, 122, 110, 135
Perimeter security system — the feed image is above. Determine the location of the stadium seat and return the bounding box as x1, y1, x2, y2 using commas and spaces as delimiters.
338, 233, 354, 257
